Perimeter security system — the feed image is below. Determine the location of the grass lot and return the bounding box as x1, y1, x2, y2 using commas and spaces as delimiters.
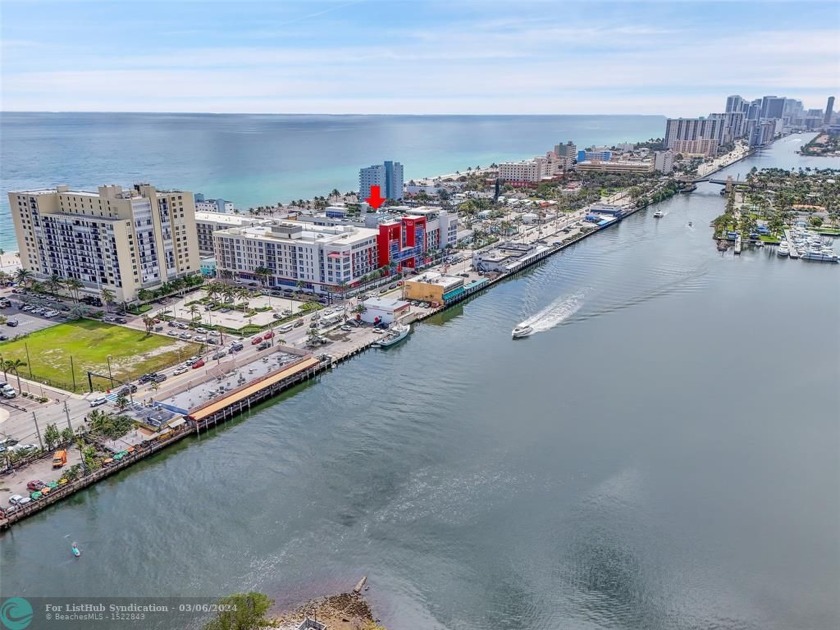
0, 319, 202, 392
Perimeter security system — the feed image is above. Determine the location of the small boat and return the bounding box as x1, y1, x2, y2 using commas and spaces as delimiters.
688, 221, 693, 227
71, 543, 81, 558
512, 325, 533, 339
653, 210, 664, 218
373, 323, 411, 348
777, 242, 789, 258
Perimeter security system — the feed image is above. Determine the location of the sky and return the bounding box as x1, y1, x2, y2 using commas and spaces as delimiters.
1, 0, 838, 116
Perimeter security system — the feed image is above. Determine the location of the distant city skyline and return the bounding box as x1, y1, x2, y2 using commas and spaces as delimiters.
1, 1, 838, 115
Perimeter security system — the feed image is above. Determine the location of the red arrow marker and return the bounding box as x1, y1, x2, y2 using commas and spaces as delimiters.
366, 185, 385, 209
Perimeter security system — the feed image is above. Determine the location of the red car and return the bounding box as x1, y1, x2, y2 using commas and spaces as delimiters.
263, 331, 274, 339
251, 336, 263, 345
191, 359, 205, 369
27, 480, 46, 492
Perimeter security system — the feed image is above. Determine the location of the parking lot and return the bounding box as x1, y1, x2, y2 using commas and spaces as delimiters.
0, 446, 84, 515
0, 298, 68, 339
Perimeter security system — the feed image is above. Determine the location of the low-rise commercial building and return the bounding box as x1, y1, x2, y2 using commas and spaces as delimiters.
359, 297, 410, 324
575, 160, 654, 173
472, 241, 550, 273
403, 272, 464, 304
194, 194, 235, 213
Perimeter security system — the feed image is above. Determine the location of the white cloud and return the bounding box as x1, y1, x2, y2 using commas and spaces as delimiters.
2, 8, 837, 114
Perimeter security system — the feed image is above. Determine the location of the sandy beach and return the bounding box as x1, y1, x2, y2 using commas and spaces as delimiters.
0, 250, 21, 273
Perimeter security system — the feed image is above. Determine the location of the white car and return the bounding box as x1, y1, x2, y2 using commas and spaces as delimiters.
90, 395, 108, 407
173, 366, 188, 375
8, 443, 37, 453
9, 494, 32, 506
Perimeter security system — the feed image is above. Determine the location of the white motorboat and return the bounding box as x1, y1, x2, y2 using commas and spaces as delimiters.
512, 325, 533, 339
373, 323, 411, 348
777, 242, 789, 257
653, 210, 664, 218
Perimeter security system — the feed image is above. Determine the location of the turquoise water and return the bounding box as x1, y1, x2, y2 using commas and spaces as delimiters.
1, 136, 838, 630
0, 113, 665, 251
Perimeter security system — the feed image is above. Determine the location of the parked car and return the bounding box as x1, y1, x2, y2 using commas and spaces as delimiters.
8, 495, 31, 506
114, 317, 127, 324
340, 325, 352, 332
6, 320, 18, 327
191, 359, 205, 369
256, 341, 271, 351
26, 480, 46, 492
90, 395, 108, 407
250, 336, 263, 345
0, 335, 8, 341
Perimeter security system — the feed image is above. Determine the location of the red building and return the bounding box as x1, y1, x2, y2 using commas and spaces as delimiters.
377, 215, 428, 270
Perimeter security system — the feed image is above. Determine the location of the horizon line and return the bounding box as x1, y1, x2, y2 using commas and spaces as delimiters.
0, 110, 669, 118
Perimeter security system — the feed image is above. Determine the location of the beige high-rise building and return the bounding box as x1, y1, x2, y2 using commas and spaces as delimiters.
8, 183, 200, 302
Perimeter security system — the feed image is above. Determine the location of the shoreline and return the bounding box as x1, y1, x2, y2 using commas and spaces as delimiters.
274, 589, 383, 630
0, 139, 769, 531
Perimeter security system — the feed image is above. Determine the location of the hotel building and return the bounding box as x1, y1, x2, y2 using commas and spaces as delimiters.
194, 211, 269, 256
8, 183, 199, 302
213, 222, 380, 292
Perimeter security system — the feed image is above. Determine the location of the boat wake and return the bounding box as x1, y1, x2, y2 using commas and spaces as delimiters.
517, 292, 585, 335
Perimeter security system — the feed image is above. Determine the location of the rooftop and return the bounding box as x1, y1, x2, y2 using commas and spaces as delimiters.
362, 296, 410, 310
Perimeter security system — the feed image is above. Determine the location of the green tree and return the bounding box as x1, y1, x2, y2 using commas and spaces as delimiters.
203, 592, 273, 630
141, 314, 156, 334
253, 266, 271, 289
5, 358, 27, 391
64, 277, 83, 303
101, 288, 116, 312
60, 427, 75, 445
44, 423, 61, 451
14, 268, 34, 288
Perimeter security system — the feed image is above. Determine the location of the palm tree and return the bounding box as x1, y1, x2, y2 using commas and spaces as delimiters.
100, 288, 116, 313
63, 277, 83, 303
46, 273, 64, 296
254, 266, 271, 289
141, 314, 155, 334
137, 288, 153, 303
204, 283, 220, 305
0, 270, 10, 287
5, 358, 27, 392
188, 303, 200, 324
14, 268, 33, 288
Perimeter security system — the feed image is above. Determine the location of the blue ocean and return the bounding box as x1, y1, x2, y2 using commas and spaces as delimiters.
0, 113, 665, 251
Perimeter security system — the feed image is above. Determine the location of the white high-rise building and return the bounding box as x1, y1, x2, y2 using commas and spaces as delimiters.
653, 150, 674, 173
359, 160, 404, 204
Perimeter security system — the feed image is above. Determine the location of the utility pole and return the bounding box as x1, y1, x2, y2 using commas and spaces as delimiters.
31, 412, 44, 451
